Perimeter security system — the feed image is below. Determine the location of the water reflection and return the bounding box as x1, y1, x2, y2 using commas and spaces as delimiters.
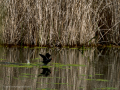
0, 46, 119, 90
38, 67, 51, 77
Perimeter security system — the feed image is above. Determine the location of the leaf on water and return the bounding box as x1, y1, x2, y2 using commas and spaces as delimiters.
24, 46, 28, 48
67, 68, 71, 69
70, 48, 78, 49
89, 75, 93, 77
34, 58, 40, 60
94, 87, 117, 89
18, 65, 33, 68
53, 83, 68, 84
59, 65, 67, 67
34, 47, 41, 48
13, 77, 18, 79
67, 64, 86, 67
21, 73, 34, 75
38, 77, 53, 78
95, 74, 104, 75
96, 79, 108, 82
42, 65, 52, 68
31, 77, 37, 79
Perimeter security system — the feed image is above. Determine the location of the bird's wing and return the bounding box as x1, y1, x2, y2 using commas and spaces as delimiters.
39, 54, 47, 60
45, 53, 51, 59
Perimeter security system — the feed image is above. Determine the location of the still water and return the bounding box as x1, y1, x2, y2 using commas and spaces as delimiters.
0, 46, 119, 90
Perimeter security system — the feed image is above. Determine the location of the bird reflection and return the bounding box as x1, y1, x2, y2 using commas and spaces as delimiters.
38, 67, 51, 77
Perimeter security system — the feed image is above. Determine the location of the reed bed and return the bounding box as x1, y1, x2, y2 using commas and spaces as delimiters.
0, 0, 120, 46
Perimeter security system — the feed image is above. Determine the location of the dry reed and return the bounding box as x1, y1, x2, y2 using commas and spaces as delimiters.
0, 0, 120, 46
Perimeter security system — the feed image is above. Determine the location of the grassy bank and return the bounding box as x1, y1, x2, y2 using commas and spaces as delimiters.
0, 0, 120, 46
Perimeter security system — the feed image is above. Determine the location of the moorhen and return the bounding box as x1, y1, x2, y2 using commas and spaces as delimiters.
38, 68, 51, 77
39, 53, 52, 65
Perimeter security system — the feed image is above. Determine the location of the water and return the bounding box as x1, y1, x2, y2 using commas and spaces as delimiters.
0, 46, 119, 90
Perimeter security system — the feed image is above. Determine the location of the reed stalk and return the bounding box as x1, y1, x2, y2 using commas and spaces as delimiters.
0, 0, 120, 46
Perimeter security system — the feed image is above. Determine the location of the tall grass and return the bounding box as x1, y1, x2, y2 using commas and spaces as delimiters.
0, 0, 120, 46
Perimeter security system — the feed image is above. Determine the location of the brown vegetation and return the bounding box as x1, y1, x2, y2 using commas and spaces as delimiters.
0, 0, 120, 46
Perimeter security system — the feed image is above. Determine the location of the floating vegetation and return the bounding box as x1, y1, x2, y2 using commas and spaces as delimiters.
79, 87, 84, 89
67, 64, 86, 67
96, 79, 108, 82
84, 78, 109, 82
53, 83, 68, 84
13, 77, 18, 79
31, 77, 37, 79
3, 64, 33, 68
51, 63, 87, 69
36, 88, 57, 90
21, 73, 34, 76
41, 65, 52, 68
0, 45, 119, 90
95, 74, 104, 75
38, 77, 53, 78
58, 64, 67, 67
94, 87, 117, 89
32, 58, 40, 60
24, 46, 28, 48
0, 59, 6, 60
88, 75, 93, 77
78, 47, 91, 51
70, 48, 78, 49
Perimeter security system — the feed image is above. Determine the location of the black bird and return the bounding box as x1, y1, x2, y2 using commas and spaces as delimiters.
38, 68, 51, 77
39, 53, 52, 65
